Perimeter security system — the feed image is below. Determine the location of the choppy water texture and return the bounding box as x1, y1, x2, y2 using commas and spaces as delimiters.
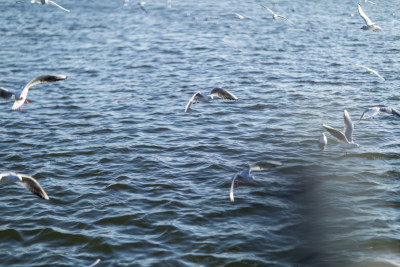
0, 0, 399, 266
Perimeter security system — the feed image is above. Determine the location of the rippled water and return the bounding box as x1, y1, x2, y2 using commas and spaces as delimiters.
0, 0, 399, 266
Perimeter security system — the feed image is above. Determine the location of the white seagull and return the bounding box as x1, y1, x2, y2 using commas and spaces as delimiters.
260, 5, 294, 24
230, 160, 282, 202
30, 0, 70, 12
138, 1, 147, 13
0, 172, 49, 200
363, 0, 377, 5
356, 64, 385, 81
358, 3, 382, 32
359, 107, 400, 121
0, 74, 67, 111
234, 13, 251, 20
323, 109, 360, 149
184, 87, 237, 112
319, 131, 328, 145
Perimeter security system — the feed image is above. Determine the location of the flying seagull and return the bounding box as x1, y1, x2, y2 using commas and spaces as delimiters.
363, 0, 377, 5
234, 13, 251, 20
356, 64, 385, 81
322, 109, 360, 149
0, 172, 49, 200
230, 160, 282, 202
260, 5, 293, 24
137, 1, 147, 13
30, 0, 70, 12
358, 3, 381, 31
359, 107, 400, 121
184, 87, 237, 112
0, 74, 67, 111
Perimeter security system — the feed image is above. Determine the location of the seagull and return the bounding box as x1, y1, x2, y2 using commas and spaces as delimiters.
30, 0, 70, 12
322, 109, 360, 149
358, 3, 382, 32
260, 5, 294, 24
363, 0, 377, 5
87, 259, 101, 267
0, 172, 49, 200
0, 74, 67, 111
234, 13, 251, 20
356, 64, 385, 81
137, 1, 147, 13
359, 107, 400, 121
319, 131, 328, 145
230, 161, 282, 202
184, 87, 237, 112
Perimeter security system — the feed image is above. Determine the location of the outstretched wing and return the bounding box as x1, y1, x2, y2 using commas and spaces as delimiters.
358, 3, 373, 26
380, 107, 400, 117
209, 87, 237, 100
260, 5, 275, 15
184, 91, 201, 112
230, 174, 238, 202
48, 0, 70, 12
20, 175, 50, 200
250, 161, 282, 172
0, 87, 15, 100
322, 124, 349, 144
343, 109, 354, 143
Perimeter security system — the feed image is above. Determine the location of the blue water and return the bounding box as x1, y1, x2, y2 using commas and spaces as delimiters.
0, 0, 399, 266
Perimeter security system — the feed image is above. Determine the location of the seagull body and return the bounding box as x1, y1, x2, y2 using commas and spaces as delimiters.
358, 3, 381, 31
319, 131, 328, 145
31, 0, 70, 12
184, 87, 237, 112
363, 0, 376, 5
0, 172, 49, 200
359, 107, 400, 120
356, 64, 385, 81
323, 109, 360, 149
0, 74, 67, 111
230, 161, 282, 202
260, 5, 293, 24
138, 1, 147, 13
234, 13, 250, 20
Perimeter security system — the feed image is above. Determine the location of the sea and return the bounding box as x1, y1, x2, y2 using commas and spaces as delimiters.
0, 0, 399, 266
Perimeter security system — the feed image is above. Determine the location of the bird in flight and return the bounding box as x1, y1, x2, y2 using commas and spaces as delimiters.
185, 87, 237, 112
0, 74, 67, 111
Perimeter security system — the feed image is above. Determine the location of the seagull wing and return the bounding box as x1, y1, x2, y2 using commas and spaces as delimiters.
48, 0, 70, 12
19, 174, 49, 200
184, 91, 201, 112
380, 107, 400, 117
372, 70, 385, 81
230, 174, 238, 202
277, 15, 294, 25
12, 74, 68, 110
250, 161, 282, 172
358, 3, 373, 25
343, 109, 354, 143
0, 87, 16, 100
322, 124, 349, 144
260, 5, 275, 15
209, 87, 238, 100
356, 64, 373, 72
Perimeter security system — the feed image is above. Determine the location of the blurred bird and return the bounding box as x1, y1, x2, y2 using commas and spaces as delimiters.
30, 0, 70, 12
0, 74, 67, 111
0, 172, 49, 200
260, 4, 294, 24
185, 87, 237, 112
359, 107, 400, 121
358, 3, 381, 31
230, 161, 282, 202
